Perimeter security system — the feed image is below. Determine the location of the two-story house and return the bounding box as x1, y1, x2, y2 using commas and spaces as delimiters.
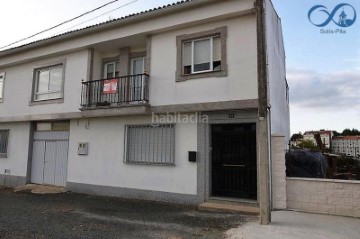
0, 0, 289, 224
303, 130, 333, 149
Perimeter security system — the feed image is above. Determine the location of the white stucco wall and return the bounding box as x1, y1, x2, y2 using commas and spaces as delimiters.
0, 1, 260, 120
0, 15, 259, 120
0, 0, 255, 67
150, 15, 258, 106
0, 50, 88, 118
264, 0, 290, 147
67, 115, 198, 195
0, 122, 30, 177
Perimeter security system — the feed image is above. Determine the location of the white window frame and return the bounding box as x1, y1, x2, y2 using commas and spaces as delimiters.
183, 35, 221, 75
0, 129, 9, 158
176, 26, 227, 82
103, 61, 119, 79
33, 64, 64, 102
130, 57, 146, 101
131, 57, 145, 75
191, 37, 214, 74
0, 72, 5, 103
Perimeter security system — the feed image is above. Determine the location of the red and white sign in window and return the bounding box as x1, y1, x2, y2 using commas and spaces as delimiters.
103, 79, 118, 94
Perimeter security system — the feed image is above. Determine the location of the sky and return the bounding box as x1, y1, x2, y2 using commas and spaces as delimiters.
0, 0, 359, 134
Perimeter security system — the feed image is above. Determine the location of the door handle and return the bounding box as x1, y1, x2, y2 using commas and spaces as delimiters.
222, 164, 246, 167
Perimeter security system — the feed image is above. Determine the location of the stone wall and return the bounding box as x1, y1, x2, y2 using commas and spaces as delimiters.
287, 177, 360, 218
271, 135, 287, 209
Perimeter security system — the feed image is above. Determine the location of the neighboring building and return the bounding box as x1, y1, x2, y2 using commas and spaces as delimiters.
0, 0, 289, 224
332, 136, 360, 157
303, 130, 333, 148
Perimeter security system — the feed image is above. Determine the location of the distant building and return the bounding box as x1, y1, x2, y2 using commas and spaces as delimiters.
303, 130, 333, 148
332, 136, 360, 157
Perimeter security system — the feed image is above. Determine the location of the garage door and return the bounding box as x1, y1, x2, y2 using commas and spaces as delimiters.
31, 130, 69, 187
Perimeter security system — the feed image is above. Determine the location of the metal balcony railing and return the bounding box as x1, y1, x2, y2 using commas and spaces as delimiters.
81, 73, 149, 108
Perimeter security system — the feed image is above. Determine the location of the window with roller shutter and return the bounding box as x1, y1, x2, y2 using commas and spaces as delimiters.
176, 26, 227, 81
124, 124, 175, 165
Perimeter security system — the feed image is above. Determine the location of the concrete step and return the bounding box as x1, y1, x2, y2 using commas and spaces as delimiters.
198, 201, 260, 215
14, 184, 67, 194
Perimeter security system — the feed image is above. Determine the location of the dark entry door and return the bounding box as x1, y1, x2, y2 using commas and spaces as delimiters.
211, 124, 257, 200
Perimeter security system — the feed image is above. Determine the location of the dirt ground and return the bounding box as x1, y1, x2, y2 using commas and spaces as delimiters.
0, 187, 254, 239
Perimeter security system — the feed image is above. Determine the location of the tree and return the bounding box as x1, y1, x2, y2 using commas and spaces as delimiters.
290, 133, 303, 141
333, 131, 341, 137
342, 128, 360, 136
296, 140, 319, 151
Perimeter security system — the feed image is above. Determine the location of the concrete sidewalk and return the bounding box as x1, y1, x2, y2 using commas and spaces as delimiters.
226, 210, 360, 239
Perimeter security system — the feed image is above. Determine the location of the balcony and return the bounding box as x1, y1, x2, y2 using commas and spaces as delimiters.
81, 74, 149, 109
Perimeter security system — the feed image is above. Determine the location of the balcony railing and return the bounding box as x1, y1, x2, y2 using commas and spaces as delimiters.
81, 73, 149, 108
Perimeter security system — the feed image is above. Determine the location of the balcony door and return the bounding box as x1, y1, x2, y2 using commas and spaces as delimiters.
131, 57, 145, 101
104, 61, 120, 79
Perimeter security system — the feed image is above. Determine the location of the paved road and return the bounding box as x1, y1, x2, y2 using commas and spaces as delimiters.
0, 188, 253, 239
227, 210, 360, 239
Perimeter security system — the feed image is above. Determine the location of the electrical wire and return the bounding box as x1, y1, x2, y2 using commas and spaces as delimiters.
0, 0, 132, 50
53, 0, 138, 36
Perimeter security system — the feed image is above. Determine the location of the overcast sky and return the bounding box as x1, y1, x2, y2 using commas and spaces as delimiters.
0, 0, 359, 134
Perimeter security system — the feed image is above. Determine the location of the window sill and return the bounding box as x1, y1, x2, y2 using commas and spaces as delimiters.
124, 162, 175, 167
29, 98, 64, 106
176, 69, 227, 82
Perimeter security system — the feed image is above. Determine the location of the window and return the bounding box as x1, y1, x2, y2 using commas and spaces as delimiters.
182, 36, 221, 74
104, 61, 119, 79
36, 121, 70, 131
34, 64, 64, 101
131, 58, 145, 75
0, 72, 5, 103
125, 124, 175, 165
131, 57, 146, 101
176, 26, 227, 81
0, 130, 9, 158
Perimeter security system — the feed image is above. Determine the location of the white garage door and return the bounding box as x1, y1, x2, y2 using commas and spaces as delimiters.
31, 130, 69, 187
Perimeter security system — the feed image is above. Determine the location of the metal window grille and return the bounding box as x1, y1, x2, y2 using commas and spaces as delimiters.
125, 124, 175, 165
0, 130, 9, 158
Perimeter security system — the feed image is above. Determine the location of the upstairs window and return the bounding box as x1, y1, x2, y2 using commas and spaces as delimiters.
104, 61, 119, 79
176, 26, 227, 81
0, 72, 4, 103
182, 36, 221, 74
34, 64, 64, 101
